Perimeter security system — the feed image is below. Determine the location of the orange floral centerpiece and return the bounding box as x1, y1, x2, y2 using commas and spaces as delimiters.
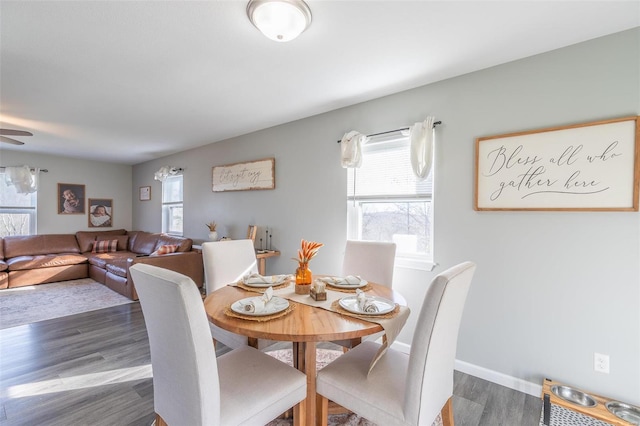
293, 239, 323, 294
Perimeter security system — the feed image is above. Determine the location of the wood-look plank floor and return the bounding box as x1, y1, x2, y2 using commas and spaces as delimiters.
0, 303, 541, 426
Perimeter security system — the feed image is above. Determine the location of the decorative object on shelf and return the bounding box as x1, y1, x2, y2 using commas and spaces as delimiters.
293, 239, 323, 294
212, 158, 275, 192
206, 221, 218, 241
153, 166, 183, 182
247, 225, 257, 242
246, 0, 312, 43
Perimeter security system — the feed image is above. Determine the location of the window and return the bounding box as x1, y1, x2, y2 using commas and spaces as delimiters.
0, 171, 37, 237
162, 174, 183, 236
347, 130, 434, 269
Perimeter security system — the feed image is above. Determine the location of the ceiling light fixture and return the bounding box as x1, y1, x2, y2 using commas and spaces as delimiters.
247, 0, 312, 42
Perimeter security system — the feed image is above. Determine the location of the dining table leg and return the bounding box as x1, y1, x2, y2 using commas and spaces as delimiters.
292, 341, 317, 426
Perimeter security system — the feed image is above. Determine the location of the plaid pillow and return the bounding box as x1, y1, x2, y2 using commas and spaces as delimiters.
151, 244, 179, 256
92, 239, 118, 254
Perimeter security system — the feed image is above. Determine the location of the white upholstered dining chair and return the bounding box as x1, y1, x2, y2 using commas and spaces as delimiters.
316, 261, 477, 426
202, 239, 274, 349
342, 240, 396, 287
130, 263, 307, 426
334, 240, 397, 349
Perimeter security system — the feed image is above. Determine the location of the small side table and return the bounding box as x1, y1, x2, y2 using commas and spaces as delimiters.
255, 250, 280, 275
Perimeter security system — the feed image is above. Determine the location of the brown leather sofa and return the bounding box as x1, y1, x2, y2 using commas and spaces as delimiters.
1, 229, 204, 300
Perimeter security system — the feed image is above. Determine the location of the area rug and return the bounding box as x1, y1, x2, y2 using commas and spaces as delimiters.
264, 349, 443, 426
0, 278, 133, 329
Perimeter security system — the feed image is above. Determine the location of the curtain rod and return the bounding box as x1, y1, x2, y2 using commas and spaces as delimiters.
0, 167, 48, 173
336, 121, 442, 143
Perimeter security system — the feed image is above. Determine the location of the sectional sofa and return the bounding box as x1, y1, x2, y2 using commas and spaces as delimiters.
0, 229, 204, 300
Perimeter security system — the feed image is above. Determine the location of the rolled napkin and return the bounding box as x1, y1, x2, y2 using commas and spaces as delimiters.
356, 288, 379, 313
243, 286, 274, 314
242, 273, 290, 285
318, 275, 362, 285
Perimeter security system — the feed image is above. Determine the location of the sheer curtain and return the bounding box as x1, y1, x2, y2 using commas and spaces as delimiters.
4, 165, 38, 194
410, 116, 435, 180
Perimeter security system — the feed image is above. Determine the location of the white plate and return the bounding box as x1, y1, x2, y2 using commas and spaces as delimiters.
242, 276, 289, 288
338, 295, 395, 315
321, 278, 368, 289
231, 296, 290, 316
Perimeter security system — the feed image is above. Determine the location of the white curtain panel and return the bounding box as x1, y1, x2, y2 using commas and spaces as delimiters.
5, 165, 38, 194
340, 131, 367, 168
410, 116, 435, 180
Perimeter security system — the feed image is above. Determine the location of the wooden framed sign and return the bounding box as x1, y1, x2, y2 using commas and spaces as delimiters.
475, 116, 639, 211
212, 158, 275, 192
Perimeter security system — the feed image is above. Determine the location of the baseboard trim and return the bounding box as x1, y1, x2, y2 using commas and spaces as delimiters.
390, 341, 541, 397
454, 359, 542, 397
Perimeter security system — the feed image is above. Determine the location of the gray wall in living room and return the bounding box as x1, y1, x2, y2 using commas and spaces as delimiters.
1, 150, 132, 233
133, 28, 639, 404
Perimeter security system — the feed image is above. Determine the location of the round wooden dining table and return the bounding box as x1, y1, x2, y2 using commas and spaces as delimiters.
204, 281, 407, 426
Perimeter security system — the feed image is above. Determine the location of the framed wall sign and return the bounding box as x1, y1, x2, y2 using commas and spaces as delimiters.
139, 186, 151, 201
475, 116, 639, 211
212, 158, 275, 192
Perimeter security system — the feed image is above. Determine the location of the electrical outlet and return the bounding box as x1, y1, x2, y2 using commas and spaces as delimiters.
594, 352, 610, 374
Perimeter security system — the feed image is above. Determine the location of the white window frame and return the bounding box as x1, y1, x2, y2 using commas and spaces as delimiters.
161, 174, 183, 236
346, 131, 435, 271
0, 171, 37, 236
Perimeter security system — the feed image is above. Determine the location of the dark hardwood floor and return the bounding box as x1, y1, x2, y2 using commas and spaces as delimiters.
0, 303, 541, 426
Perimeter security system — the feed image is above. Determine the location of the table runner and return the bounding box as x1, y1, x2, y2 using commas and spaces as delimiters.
230, 281, 410, 373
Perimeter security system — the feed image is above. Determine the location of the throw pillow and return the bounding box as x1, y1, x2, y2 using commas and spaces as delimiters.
92, 239, 118, 254
98, 235, 129, 251
150, 244, 179, 256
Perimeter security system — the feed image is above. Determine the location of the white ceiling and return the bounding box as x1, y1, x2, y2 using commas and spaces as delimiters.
1, 1, 638, 165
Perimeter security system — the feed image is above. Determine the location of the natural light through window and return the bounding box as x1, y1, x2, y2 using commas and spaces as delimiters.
2, 365, 152, 399
0, 171, 37, 237
162, 174, 183, 236
347, 130, 434, 270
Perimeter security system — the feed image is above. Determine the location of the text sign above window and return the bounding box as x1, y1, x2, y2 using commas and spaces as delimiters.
212, 158, 275, 192
475, 116, 639, 211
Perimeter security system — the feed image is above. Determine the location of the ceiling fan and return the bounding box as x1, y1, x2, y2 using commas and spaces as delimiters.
0, 129, 33, 145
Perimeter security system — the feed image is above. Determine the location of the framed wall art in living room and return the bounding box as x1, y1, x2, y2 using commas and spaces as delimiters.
88, 198, 113, 228
58, 183, 85, 214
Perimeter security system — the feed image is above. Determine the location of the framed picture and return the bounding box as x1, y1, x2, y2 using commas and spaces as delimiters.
58, 183, 85, 214
88, 199, 113, 228
247, 225, 257, 242
475, 116, 639, 211
139, 186, 151, 201
212, 158, 275, 192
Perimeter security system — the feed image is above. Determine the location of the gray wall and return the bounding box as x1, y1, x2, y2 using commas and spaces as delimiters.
0, 151, 132, 233
143, 28, 638, 404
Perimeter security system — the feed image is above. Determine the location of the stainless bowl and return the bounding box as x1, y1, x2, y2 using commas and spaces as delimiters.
606, 401, 640, 425
551, 385, 597, 407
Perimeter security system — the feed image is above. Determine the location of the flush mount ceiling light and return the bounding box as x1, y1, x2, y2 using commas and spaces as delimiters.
247, 0, 312, 42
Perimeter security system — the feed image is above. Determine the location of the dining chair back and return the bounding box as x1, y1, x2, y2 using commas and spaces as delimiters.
342, 240, 396, 287
130, 263, 306, 426
316, 261, 476, 426
202, 239, 258, 295
202, 239, 273, 349
333, 240, 397, 349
